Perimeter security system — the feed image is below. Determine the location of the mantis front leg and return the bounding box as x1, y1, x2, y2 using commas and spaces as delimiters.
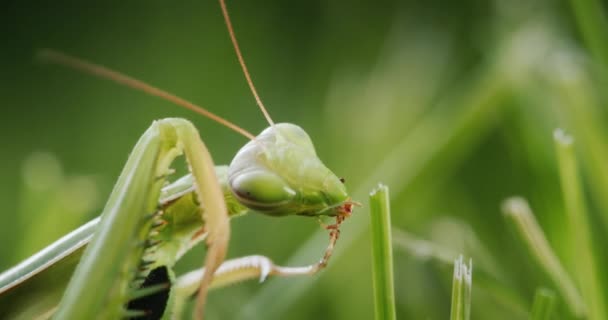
53, 118, 228, 320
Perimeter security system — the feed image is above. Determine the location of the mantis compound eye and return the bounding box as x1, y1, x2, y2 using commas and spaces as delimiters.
230, 169, 296, 210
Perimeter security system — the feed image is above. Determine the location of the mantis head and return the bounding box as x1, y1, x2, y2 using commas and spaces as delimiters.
228, 123, 354, 217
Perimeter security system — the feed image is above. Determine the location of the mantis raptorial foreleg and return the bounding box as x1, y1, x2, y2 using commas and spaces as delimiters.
53, 117, 229, 319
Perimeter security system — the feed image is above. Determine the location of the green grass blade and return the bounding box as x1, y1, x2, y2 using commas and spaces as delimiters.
464, 259, 472, 320
554, 129, 607, 320
530, 288, 556, 320
547, 55, 608, 233
392, 228, 529, 317
502, 197, 586, 318
369, 184, 396, 320
450, 255, 472, 320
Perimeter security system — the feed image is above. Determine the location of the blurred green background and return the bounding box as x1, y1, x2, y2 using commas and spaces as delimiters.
2, 0, 608, 319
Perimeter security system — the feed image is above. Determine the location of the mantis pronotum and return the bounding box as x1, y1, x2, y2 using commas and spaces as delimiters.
0, 1, 358, 319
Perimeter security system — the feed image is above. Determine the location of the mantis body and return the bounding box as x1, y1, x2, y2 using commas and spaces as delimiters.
0, 1, 357, 319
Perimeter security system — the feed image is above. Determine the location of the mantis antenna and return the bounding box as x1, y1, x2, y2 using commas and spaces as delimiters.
37, 49, 257, 141
219, 0, 275, 127
38, 0, 276, 137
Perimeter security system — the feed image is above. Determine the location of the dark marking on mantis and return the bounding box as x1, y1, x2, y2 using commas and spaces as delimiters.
128, 266, 171, 320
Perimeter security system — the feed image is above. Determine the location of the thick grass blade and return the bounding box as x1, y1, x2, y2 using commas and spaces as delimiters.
502, 197, 586, 318
450, 255, 472, 320
554, 129, 607, 320
530, 288, 556, 320
369, 184, 396, 320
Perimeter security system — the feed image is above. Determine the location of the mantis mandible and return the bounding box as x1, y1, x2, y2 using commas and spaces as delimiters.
0, 1, 358, 319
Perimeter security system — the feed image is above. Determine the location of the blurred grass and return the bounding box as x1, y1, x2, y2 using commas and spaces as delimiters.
531, 288, 557, 320
502, 197, 585, 318
2, 0, 608, 319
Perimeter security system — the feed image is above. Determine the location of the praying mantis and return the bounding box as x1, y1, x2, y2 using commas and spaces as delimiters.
0, 1, 358, 319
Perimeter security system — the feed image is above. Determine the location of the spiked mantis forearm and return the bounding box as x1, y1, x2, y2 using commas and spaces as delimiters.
49, 118, 228, 319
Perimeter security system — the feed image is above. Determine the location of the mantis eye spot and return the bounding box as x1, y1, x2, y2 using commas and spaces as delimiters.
230, 169, 296, 208
339, 177, 346, 184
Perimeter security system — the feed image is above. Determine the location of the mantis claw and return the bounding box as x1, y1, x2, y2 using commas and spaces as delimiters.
258, 257, 272, 283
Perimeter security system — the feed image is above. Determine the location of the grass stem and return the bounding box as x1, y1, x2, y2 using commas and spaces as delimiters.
450, 255, 472, 320
554, 129, 606, 320
369, 184, 396, 320
530, 288, 556, 320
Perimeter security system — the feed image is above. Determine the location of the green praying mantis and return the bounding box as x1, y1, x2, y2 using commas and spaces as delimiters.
0, 1, 358, 319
